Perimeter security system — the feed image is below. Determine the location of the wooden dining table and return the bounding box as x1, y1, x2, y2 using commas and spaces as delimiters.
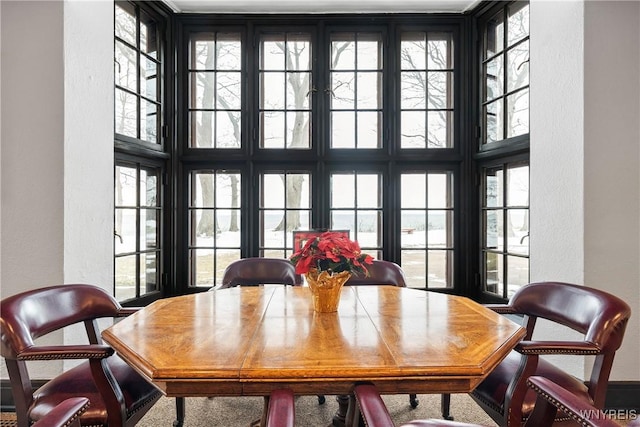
102, 285, 525, 427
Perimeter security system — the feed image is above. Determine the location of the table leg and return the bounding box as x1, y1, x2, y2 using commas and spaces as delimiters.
332, 394, 350, 427
173, 397, 185, 427
441, 393, 454, 420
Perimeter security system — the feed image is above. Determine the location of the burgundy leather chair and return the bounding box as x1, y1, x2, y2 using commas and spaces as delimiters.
265, 389, 296, 427
345, 259, 408, 288
351, 379, 640, 427
525, 376, 640, 427
218, 257, 303, 289
0, 284, 162, 427
444, 281, 631, 426
32, 397, 90, 427
350, 382, 481, 427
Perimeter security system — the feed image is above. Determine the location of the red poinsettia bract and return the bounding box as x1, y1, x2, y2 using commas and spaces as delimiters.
290, 231, 373, 276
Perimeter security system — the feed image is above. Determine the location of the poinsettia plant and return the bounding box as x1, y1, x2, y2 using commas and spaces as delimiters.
290, 231, 374, 276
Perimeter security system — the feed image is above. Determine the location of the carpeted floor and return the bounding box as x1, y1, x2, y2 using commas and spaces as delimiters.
137, 393, 497, 427
1, 393, 630, 426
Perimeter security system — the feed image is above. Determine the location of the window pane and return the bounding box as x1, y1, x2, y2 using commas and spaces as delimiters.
141, 100, 158, 143
140, 252, 158, 294
484, 210, 503, 250
139, 10, 158, 58
485, 99, 504, 143
115, 88, 137, 138
401, 33, 426, 70
506, 88, 529, 138
485, 251, 504, 295
141, 57, 157, 101
507, 40, 529, 92
401, 174, 426, 208
115, 41, 137, 92
115, 255, 136, 301
401, 111, 426, 148
507, 165, 529, 206
115, 208, 136, 254
485, 56, 503, 101
485, 11, 504, 58
401, 71, 426, 109
428, 173, 451, 208
427, 111, 452, 148
401, 250, 426, 289
115, 3, 136, 45
141, 209, 158, 250
507, 255, 528, 297
428, 34, 453, 70
507, 2, 529, 45
428, 249, 452, 288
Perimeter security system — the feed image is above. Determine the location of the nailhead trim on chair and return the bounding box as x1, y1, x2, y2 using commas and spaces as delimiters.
527, 381, 592, 427
18, 353, 107, 361
517, 348, 600, 355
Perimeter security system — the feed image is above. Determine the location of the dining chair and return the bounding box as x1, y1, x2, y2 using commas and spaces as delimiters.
442, 281, 631, 426
350, 382, 482, 427
32, 397, 90, 427
0, 284, 162, 427
351, 379, 640, 427
264, 389, 296, 427
341, 259, 419, 407
218, 257, 303, 289
187, 257, 303, 424
524, 376, 640, 427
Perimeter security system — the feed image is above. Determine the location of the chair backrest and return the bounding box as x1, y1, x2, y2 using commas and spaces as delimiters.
1, 284, 121, 359
345, 259, 407, 287
219, 257, 303, 289
510, 281, 631, 408
266, 389, 295, 427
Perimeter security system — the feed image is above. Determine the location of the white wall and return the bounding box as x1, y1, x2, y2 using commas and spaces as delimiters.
0, 0, 113, 377
531, 0, 640, 382
583, 0, 640, 382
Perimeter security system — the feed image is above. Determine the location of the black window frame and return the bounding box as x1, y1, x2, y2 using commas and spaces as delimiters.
174, 14, 470, 292
114, 0, 173, 305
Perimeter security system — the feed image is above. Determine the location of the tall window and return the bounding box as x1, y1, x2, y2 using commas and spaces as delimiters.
115, 1, 161, 145
479, 1, 530, 299
482, 1, 529, 146
114, 1, 168, 303
180, 20, 461, 289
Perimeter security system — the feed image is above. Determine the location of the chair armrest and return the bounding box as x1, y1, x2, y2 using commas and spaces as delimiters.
353, 383, 395, 427
17, 345, 114, 361
266, 389, 295, 427
32, 397, 90, 427
485, 304, 517, 314
515, 340, 601, 355
526, 376, 620, 427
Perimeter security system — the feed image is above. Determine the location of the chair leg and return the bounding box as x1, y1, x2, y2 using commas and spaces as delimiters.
409, 393, 419, 408
317, 394, 326, 404
174, 397, 185, 427
441, 393, 453, 420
